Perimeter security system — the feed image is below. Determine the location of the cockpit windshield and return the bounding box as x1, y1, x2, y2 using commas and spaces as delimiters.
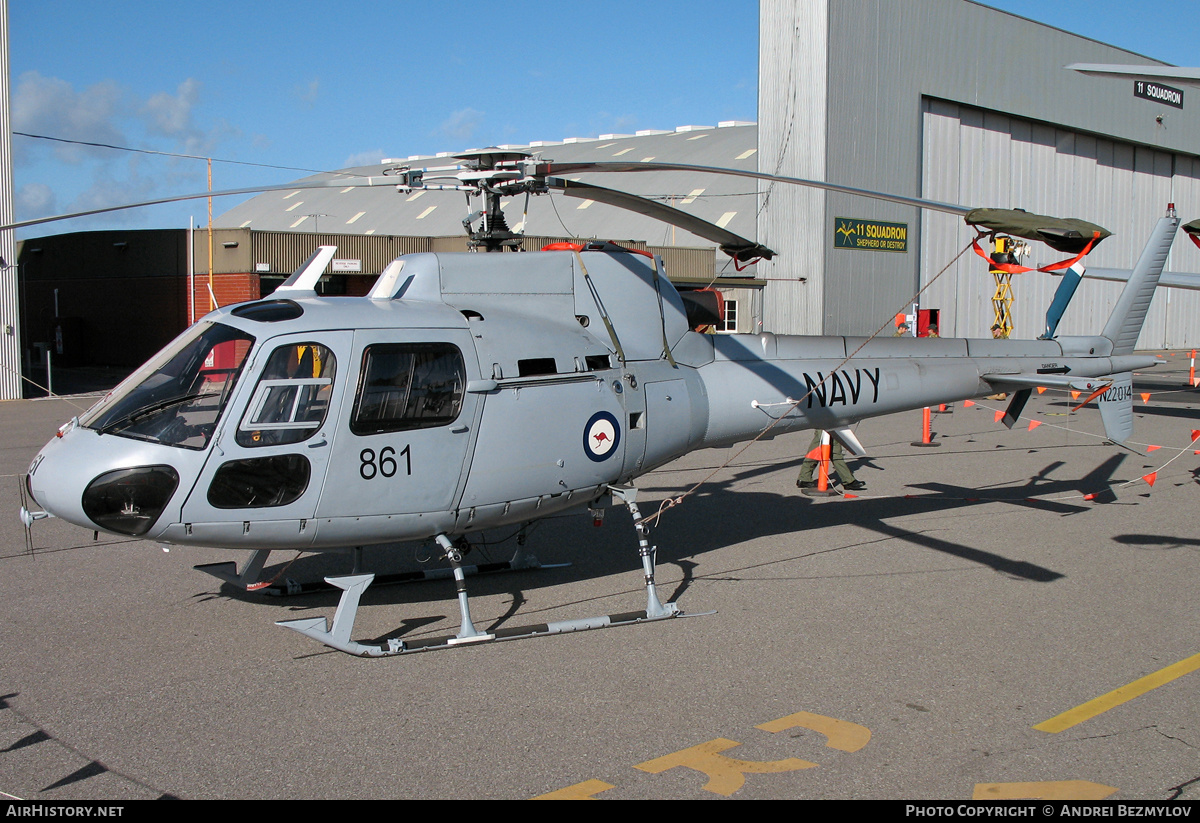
80, 322, 255, 450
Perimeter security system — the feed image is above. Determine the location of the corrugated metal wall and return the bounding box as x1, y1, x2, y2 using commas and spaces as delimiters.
758, 0, 828, 335
0, 1, 19, 399
921, 99, 1200, 347
245, 231, 431, 274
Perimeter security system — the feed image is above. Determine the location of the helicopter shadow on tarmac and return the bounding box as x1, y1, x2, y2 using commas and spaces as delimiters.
1112, 533, 1200, 552
198, 447, 1139, 649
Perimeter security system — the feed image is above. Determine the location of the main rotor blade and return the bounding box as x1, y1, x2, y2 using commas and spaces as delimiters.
0, 174, 407, 232
534, 161, 972, 216
545, 177, 774, 262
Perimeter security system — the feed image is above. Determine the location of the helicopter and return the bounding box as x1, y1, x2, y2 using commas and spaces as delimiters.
12, 151, 1187, 656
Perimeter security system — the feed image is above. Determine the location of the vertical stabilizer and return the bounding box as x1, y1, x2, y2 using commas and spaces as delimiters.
1101, 211, 1179, 354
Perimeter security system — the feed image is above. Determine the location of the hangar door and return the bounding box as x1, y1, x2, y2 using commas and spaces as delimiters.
920, 98, 1200, 348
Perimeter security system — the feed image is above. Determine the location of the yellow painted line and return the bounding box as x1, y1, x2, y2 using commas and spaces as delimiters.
415, 206, 437, 219
635, 738, 815, 797
715, 211, 737, 228
735, 148, 757, 160
1034, 651, 1200, 733
756, 711, 870, 752
973, 781, 1117, 800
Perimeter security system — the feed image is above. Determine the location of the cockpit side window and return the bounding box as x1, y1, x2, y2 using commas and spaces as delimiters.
236, 342, 337, 447
350, 343, 465, 435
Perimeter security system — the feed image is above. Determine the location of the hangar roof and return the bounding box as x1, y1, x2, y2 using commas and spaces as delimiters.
216, 123, 760, 254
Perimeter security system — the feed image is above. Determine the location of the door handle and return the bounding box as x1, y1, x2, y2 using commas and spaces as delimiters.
308, 438, 328, 448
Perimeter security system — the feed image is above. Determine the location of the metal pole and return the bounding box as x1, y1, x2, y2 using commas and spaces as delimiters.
188, 217, 194, 324
0, 0, 20, 400
207, 157, 214, 312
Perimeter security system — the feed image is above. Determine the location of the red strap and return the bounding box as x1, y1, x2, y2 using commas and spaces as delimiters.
972, 235, 1034, 273
972, 231, 1100, 274
1037, 232, 1100, 272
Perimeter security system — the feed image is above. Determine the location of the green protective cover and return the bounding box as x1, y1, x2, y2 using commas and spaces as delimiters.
965, 208, 1111, 253
1183, 219, 1200, 237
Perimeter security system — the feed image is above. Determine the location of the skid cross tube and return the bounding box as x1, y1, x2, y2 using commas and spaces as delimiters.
276, 490, 689, 656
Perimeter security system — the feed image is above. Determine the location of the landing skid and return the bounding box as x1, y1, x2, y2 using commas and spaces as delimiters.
277, 485, 698, 656
277, 573, 699, 656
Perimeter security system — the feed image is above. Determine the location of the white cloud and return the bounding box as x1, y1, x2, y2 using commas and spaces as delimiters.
12, 71, 126, 164
15, 183, 56, 219
343, 149, 387, 168
436, 108, 484, 142
142, 78, 202, 139
61, 159, 161, 226
294, 78, 319, 106
12, 72, 240, 227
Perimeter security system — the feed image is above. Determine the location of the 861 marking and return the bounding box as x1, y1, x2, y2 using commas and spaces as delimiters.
359, 445, 411, 480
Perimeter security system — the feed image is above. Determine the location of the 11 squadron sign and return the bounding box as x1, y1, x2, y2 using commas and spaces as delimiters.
834, 217, 909, 252
1134, 79, 1184, 109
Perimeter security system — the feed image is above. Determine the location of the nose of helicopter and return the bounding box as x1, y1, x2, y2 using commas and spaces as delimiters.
25, 422, 183, 539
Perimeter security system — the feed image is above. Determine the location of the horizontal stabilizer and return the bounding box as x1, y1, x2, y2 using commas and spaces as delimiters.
1086, 268, 1200, 291
982, 372, 1111, 393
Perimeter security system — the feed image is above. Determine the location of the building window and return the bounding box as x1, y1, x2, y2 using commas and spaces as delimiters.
720, 299, 739, 333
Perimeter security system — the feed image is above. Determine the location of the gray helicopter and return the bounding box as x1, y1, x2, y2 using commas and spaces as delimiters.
14, 153, 1185, 656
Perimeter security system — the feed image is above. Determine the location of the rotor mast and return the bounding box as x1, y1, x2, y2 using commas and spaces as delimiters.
455, 148, 537, 252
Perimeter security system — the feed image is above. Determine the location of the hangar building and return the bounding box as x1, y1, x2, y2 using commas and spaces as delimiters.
757, 0, 1200, 345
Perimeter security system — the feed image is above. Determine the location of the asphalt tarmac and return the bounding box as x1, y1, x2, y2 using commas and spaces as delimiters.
1, 355, 1199, 800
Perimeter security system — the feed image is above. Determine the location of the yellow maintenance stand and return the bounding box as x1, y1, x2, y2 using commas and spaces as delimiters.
987, 236, 1027, 337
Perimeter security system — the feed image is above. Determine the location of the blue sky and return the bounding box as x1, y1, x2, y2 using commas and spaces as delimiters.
9, 0, 1198, 235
